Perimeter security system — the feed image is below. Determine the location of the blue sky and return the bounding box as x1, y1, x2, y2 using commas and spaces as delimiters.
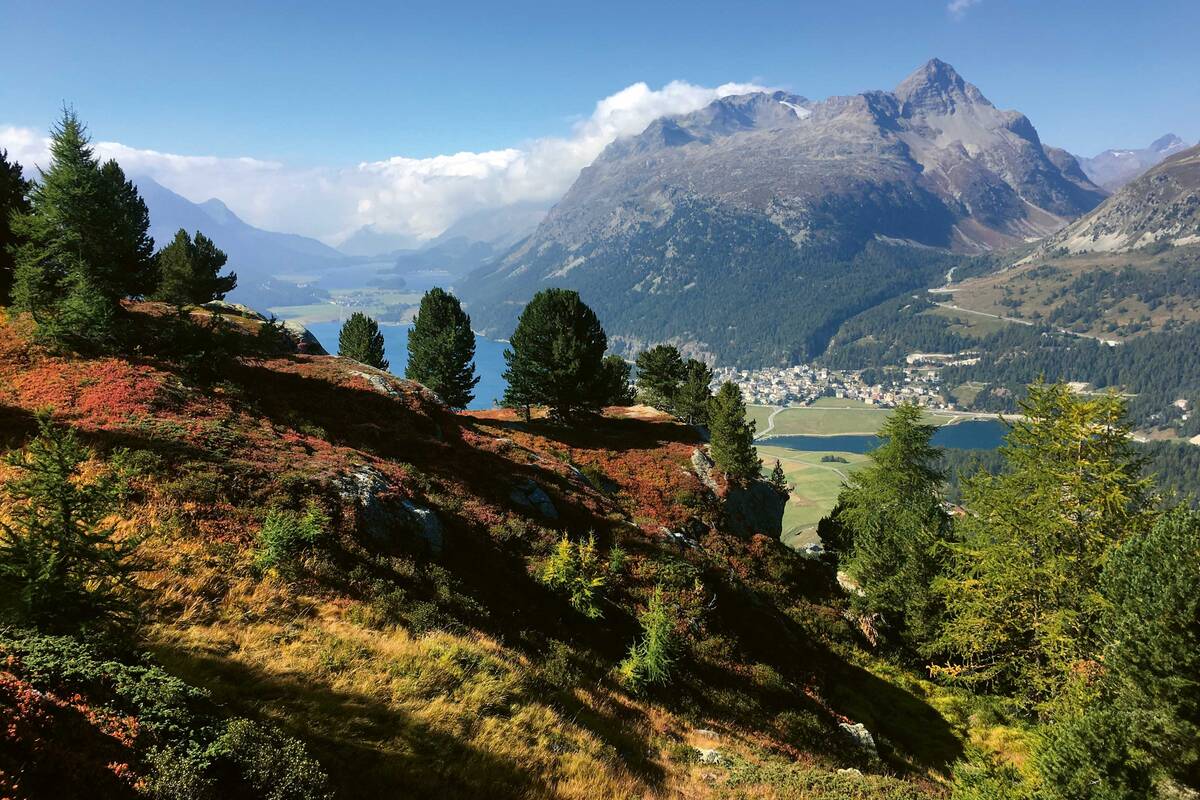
2, 0, 1197, 241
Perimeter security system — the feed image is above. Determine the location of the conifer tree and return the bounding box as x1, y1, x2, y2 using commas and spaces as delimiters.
674, 358, 713, 425
405, 288, 478, 409
501, 288, 607, 419
10, 109, 155, 346
0, 415, 140, 628
95, 159, 156, 298
152, 229, 238, 306
708, 381, 760, 482
835, 403, 949, 647
936, 383, 1155, 705
337, 312, 389, 370
1031, 506, 1200, 799
769, 460, 789, 494
635, 345, 685, 409
598, 355, 635, 406
0, 149, 31, 305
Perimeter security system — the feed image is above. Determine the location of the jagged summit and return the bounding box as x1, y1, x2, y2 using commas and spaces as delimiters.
1150, 133, 1187, 153
894, 57, 991, 114
461, 59, 1106, 363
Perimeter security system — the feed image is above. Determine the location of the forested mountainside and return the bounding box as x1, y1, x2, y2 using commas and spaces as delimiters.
462, 59, 1105, 363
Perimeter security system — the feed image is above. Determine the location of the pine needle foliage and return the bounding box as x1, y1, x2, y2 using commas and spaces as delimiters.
337, 312, 389, 371
540, 534, 606, 619
935, 382, 1155, 706
405, 288, 478, 409
708, 381, 760, 482
152, 228, 237, 306
0, 415, 140, 629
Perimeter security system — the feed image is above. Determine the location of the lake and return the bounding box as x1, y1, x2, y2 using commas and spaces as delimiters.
304, 321, 510, 410
760, 418, 1009, 453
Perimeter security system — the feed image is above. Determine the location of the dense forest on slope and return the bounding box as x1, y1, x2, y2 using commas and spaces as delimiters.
467, 217, 974, 365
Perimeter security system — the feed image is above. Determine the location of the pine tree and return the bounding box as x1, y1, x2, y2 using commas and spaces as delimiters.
337, 312, 389, 370
10, 109, 155, 347
0, 149, 31, 305
501, 288, 608, 419
152, 229, 237, 306
708, 381, 760, 482
405, 287, 478, 409
0, 415, 140, 628
935, 383, 1155, 706
674, 358, 713, 425
598, 355, 635, 406
95, 159, 156, 299
835, 403, 949, 648
769, 460, 789, 494
635, 345, 685, 409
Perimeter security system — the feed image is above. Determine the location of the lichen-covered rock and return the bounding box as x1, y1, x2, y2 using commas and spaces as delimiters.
282, 320, 328, 355
401, 500, 443, 555
839, 722, 877, 757
510, 477, 558, 520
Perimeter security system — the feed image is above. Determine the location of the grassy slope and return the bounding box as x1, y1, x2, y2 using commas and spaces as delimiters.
946, 247, 1200, 340
0, 305, 980, 799
757, 446, 869, 548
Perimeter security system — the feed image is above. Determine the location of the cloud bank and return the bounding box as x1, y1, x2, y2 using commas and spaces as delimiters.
1, 79, 765, 244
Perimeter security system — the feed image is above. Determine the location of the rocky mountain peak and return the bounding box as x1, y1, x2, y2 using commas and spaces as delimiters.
894, 57, 990, 115
1150, 133, 1187, 154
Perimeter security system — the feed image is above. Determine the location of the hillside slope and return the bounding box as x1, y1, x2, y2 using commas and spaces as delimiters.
1049, 142, 1200, 254
0, 305, 997, 799
461, 59, 1104, 363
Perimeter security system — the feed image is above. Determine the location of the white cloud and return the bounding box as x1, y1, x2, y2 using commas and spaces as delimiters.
947, 0, 981, 19
1, 79, 766, 244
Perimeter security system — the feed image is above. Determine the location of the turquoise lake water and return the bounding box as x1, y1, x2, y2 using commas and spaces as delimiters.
304, 321, 510, 411
760, 418, 1008, 453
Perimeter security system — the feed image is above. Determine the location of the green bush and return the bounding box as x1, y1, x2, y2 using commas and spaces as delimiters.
539, 534, 606, 619
619, 587, 679, 693
252, 501, 330, 574
0, 628, 331, 799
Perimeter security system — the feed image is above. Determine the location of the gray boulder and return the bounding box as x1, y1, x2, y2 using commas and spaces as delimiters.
510, 477, 558, 520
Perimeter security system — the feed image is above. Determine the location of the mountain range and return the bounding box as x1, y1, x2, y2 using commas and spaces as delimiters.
1050, 142, 1200, 254
461, 59, 1108, 363
134, 176, 343, 309
1075, 134, 1192, 191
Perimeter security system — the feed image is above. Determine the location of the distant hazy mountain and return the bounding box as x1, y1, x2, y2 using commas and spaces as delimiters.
371, 202, 548, 286
134, 176, 342, 310
334, 224, 422, 257
1051, 142, 1200, 254
432, 202, 547, 252
462, 59, 1105, 363
1076, 134, 1191, 191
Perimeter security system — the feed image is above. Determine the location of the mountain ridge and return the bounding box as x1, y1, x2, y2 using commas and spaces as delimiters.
461, 59, 1104, 364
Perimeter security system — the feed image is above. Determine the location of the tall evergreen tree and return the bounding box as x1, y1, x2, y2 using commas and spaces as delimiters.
674, 358, 713, 425
598, 355, 635, 407
708, 381, 760, 482
10, 109, 155, 346
95, 159, 156, 298
337, 312, 389, 370
502, 288, 607, 419
0, 415, 140, 628
152, 229, 237, 306
835, 403, 950, 648
935, 383, 1155, 706
0, 149, 31, 305
635, 345, 685, 409
405, 288, 478, 409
